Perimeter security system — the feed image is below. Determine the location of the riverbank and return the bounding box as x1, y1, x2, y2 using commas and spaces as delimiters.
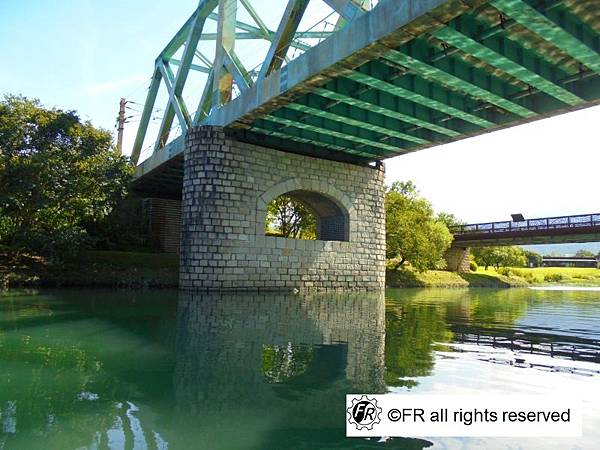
0, 249, 178, 288
3, 248, 599, 289
386, 266, 529, 288
386, 265, 600, 288
477, 266, 600, 286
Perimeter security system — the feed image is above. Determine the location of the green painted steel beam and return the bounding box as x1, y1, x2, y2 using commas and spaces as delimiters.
224, 49, 252, 90
285, 102, 428, 145
195, 50, 212, 67
131, 67, 162, 164
258, 0, 310, 80
199, 30, 332, 40
156, 10, 208, 150
431, 26, 585, 106
207, 12, 311, 51
332, 0, 370, 30
490, 0, 600, 74
314, 88, 460, 137
249, 125, 368, 156
239, 0, 271, 39
323, 0, 367, 21
264, 114, 401, 153
272, 105, 415, 150
156, 63, 191, 150
382, 49, 536, 118
161, 17, 193, 60
345, 71, 495, 128
193, 70, 214, 124
170, 58, 211, 74
161, 0, 218, 59
254, 119, 381, 158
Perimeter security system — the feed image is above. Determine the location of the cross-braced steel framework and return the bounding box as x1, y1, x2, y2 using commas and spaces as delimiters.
132, 0, 600, 181
131, 0, 372, 164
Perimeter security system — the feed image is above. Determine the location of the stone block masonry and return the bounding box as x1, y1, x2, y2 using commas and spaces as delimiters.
444, 245, 471, 273
180, 125, 386, 291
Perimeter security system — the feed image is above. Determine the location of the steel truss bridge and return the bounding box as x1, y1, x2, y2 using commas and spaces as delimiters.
131, 0, 600, 197
450, 212, 600, 246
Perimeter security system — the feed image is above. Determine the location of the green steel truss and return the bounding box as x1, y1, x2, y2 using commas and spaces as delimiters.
133, 0, 600, 171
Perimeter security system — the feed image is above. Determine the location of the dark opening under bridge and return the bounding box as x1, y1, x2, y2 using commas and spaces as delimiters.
450, 212, 600, 246
129, 0, 600, 290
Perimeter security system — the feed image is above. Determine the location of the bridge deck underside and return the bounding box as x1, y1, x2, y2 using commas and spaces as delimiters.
135, 0, 600, 186
454, 225, 600, 247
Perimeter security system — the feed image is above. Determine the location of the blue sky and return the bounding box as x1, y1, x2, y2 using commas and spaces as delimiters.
1, 0, 599, 226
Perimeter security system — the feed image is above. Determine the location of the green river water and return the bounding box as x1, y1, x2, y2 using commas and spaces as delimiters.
0, 288, 599, 449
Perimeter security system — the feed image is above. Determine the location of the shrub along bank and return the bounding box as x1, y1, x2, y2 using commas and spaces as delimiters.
0, 248, 178, 289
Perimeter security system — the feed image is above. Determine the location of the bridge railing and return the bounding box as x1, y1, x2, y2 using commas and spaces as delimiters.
450, 213, 600, 235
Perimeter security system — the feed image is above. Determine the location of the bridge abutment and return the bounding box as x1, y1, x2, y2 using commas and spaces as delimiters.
444, 245, 471, 273
180, 126, 386, 291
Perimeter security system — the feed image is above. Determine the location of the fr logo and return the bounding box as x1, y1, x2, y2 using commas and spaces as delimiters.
347, 395, 382, 430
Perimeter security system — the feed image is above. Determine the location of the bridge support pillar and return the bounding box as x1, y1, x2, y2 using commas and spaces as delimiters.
180, 126, 386, 291
444, 245, 471, 273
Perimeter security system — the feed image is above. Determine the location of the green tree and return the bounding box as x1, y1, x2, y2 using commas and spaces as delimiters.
437, 211, 464, 228
385, 181, 453, 271
524, 249, 543, 267
265, 195, 316, 239
472, 246, 527, 270
0, 95, 132, 258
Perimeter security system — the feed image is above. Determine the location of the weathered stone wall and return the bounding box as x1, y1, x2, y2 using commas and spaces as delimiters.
180, 126, 386, 291
145, 198, 182, 253
444, 245, 471, 273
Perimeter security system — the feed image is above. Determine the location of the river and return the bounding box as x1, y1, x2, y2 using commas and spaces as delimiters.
0, 288, 598, 449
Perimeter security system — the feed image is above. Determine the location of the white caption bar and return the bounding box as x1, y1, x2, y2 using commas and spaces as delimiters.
346, 394, 582, 437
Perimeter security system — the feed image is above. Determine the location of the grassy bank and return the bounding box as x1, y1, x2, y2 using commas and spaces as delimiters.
476, 267, 600, 287
0, 249, 179, 288
387, 265, 600, 288
386, 266, 528, 288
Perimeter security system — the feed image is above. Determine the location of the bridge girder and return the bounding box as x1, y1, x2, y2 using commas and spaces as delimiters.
132, 0, 600, 186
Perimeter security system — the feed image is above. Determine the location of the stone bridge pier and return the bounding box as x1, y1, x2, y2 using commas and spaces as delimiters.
444, 245, 471, 273
180, 126, 386, 291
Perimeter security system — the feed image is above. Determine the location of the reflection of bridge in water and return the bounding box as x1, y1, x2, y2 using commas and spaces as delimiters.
450, 213, 600, 246
450, 324, 600, 369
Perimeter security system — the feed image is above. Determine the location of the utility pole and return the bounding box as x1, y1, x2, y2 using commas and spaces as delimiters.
116, 97, 127, 155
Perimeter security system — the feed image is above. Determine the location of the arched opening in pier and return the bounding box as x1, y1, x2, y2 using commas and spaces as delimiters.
264, 190, 349, 242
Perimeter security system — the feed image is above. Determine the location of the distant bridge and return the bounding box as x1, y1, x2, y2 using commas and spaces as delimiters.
450, 213, 600, 246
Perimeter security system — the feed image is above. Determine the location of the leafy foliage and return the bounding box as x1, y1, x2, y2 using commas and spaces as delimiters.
0, 95, 133, 260
261, 344, 314, 384
266, 195, 316, 239
524, 249, 543, 267
544, 272, 564, 282
437, 211, 464, 228
575, 249, 596, 258
469, 260, 478, 272
472, 246, 528, 270
385, 181, 453, 272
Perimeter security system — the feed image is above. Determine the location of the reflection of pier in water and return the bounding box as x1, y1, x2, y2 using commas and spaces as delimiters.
172, 291, 432, 449
450, 324, 600, 373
